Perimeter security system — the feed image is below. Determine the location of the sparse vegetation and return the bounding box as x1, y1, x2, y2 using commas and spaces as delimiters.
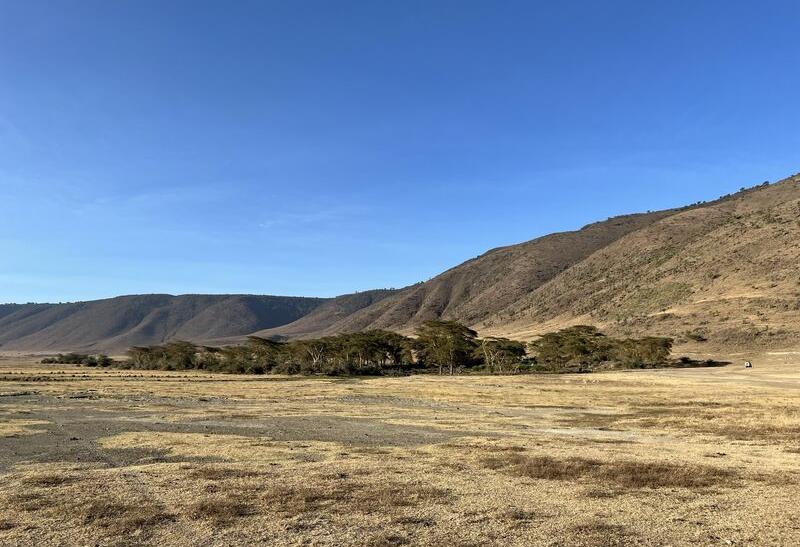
188, 466, 261, 481
187, 498, 254, 524
259, 480, 451, 518
1, 353, 798, 546
483, 453, 599, 481
120, 322, 683, 376
414, 320, 479, 375
21, 473, 75, 488
41, 353, 113, 367
528, 325, 673, 372
685, 330, 708, 342
125, 331, 416, 376
482, 452, 735, 489
78, 499, 175, 535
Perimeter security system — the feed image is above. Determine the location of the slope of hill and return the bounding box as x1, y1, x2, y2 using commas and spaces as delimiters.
485, 175, 800, 348
266, 174, 800, 350
3, 174, 799, 352
251, 289, 400, 339
268, 209, 682, 337
0, 294, 325, 352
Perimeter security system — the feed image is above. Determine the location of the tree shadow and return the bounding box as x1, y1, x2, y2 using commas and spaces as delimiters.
669, 358, 731, 368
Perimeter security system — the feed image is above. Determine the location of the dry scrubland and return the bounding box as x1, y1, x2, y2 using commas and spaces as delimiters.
1, 352, 799, 546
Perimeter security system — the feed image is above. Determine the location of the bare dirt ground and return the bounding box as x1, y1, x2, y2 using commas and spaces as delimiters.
1, 352, 799, 546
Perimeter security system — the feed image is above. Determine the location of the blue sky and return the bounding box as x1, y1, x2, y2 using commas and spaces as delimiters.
1, 1, 799, 303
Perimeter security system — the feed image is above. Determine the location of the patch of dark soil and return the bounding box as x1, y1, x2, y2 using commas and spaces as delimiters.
184, 414, 464, 447
0, 394, 468, 472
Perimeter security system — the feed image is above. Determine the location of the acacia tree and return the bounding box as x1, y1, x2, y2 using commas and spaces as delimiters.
529, 326, 673, 371
289, 338, 333, 371
245, 336, 286, 371
528, 326, 612, 371
359, 330, 413, 368
478, 337, 527, 374
613, 337, 673, 367
415, 320, 478, 375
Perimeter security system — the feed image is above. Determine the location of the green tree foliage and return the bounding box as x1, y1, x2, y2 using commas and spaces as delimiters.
121, 322, 675, 376
414, 320, 479, 375
529, 326, 673, 371
41, 353, 113, 367
529, 326, 612, 372
476, 337, 527, 374
126, 330, 416, 376
612, 337, 673, 368
127, 341, 207, 371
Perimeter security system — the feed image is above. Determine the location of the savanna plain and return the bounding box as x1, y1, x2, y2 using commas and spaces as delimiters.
1, 352, 799, 546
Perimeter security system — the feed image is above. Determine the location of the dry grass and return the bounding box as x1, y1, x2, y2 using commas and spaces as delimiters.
365, 532, 411, 546
597, 460, 734, 489
571, 520, 633, 546
501, 508, 540, 522
483, 452, 735, 489
709, 423, 800, 442
8, 486, 174, 535
260, 480, 451, 518
1, 353, 799, 545
188, 466, 261, 481
483, 453, 599, 480
8, 491, 54, 512
392, 515, 436, 527
187, 498, 254, 524
21, 473, 76, 488
79, 499, 175, 535
0, 419, 49, 437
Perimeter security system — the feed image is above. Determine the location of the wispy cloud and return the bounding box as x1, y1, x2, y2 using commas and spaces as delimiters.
257, 205, 366, 230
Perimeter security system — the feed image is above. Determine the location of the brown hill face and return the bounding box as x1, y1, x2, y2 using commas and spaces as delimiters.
268, 210, 681, 337
267, 174, 800, 350
251, 289, 400, 339
0, 295, 325, 352
4, 174, 799, 352
485, 175, 800, 348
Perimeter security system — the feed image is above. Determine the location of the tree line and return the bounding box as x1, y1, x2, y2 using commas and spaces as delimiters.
41, 353, 114, 367
120, 321, 674, 376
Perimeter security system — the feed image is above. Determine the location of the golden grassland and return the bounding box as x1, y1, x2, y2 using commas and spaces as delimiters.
0, 351, 799, 546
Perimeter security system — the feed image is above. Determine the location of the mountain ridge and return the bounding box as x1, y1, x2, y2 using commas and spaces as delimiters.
0, 294, 326, 352
2, 174, 799, 352
261, 174, 800, 349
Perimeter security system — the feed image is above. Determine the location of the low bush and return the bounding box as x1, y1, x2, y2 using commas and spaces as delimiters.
528, 326, 673, 372
41, 353, 114, 367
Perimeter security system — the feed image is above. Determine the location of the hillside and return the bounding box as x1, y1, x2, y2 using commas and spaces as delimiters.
0, 294, 325, 352
251, 289, 400, 339
267, 174, 800, 350
485, 175, 800, 348
267, 207, 683, 337
3, 174, 799, 353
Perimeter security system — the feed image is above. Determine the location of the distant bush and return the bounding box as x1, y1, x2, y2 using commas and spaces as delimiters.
528, 326, 673, 372
41, 353, 114, 367
125, 331, 418, 376
685, 331, 708, 342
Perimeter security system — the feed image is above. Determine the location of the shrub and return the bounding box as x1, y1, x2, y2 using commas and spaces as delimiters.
686, 331, 708, 342
528, 327, 673, 371
41, 353, 114, 367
